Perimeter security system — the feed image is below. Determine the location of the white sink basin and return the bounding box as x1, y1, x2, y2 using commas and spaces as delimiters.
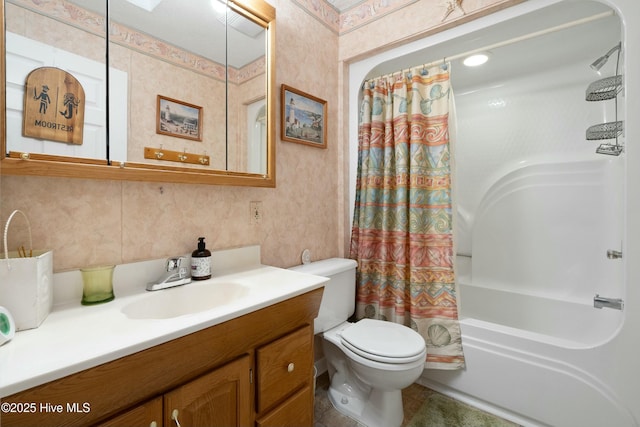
122, 282, 250, 319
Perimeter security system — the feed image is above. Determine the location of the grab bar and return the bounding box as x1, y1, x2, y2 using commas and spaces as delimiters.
594, 294, 624, 310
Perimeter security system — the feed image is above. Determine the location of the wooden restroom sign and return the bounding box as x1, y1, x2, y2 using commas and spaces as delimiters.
22, 67, 85, 145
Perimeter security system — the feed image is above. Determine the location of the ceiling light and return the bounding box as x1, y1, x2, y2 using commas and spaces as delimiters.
211, 0, 227, 15
463, 52, 490, 67
124, 0, 163, 12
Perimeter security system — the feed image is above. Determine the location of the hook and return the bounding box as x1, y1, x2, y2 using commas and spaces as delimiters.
199, 151, 209, 165
178, 149, 188, 162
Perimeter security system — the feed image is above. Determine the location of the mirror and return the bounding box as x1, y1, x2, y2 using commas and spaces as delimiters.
0, 0, 276, 187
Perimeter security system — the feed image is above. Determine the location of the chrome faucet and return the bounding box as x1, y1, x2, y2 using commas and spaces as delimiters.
147, 256, 191, 291
593, 294, 624, 310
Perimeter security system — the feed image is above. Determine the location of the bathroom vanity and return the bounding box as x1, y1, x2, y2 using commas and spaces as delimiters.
0, 249, 326, 427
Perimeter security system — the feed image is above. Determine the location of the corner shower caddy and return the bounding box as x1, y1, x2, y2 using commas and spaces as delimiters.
585, 69, 624, 155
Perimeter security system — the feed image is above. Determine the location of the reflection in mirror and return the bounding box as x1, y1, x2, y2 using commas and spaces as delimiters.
225, 5, 267, 173
108, 0, 268, 173
3, 0, 272, 178
107, 0, 227, 170
1, 0, 275, 186
4, 0, 108, 163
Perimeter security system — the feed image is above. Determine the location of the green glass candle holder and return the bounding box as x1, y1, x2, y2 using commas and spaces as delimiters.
81, 265, 115, 305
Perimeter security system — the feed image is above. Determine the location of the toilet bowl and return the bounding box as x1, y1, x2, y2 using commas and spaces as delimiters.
289, 258, 427, 427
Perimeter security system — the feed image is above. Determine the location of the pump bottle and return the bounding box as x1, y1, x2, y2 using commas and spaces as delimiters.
191, 237, 212, 280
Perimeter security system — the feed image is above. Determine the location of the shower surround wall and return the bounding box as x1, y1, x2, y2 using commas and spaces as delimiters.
347, 0, 640, 425
454, 60, 624, 305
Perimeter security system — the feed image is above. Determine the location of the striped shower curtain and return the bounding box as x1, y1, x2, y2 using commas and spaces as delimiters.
349, 64, 465, 369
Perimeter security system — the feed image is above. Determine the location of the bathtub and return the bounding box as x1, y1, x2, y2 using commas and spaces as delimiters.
418, 159, 632, 426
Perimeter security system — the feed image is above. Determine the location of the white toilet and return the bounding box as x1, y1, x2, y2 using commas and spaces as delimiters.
289, 258, 427, 427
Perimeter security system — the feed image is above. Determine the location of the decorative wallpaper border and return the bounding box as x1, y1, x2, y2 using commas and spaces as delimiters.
8, 0, 263, 84
296, 0, 518, 35
339, 0, 419, 34
293, 0, 418, 34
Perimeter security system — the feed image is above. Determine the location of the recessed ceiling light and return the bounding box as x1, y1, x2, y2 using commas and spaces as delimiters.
463, 52, 490, 67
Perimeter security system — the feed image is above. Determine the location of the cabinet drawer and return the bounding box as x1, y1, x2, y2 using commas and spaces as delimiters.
256, 325, 313, 413
256, 385, 313, 427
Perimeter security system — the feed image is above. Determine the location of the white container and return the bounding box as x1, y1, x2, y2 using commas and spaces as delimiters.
0, 210, 53, 331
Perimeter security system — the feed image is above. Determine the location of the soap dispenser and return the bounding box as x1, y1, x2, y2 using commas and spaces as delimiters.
191, 237, 212, 280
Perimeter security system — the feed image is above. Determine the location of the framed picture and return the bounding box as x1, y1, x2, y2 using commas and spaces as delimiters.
156, 95, 203, 141
281, 85, 327, 148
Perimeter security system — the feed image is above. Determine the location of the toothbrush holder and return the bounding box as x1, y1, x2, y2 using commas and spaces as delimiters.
80, 265, 115, 305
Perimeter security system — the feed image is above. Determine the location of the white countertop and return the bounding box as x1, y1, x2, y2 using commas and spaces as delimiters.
0, 259, 327, 397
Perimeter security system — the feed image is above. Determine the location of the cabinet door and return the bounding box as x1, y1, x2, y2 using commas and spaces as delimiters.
96, 396, 162, 427
164, 355, 251, 427
256, 385, 313, 427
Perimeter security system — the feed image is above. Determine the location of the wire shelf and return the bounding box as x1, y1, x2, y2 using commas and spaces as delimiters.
586, 121, 623, 140
585, 75, 623, 101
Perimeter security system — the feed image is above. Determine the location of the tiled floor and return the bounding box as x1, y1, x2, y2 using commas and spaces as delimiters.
314, 372, 520, 427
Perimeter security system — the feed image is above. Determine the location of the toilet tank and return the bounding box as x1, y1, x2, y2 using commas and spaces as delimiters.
289, 258, 357, 334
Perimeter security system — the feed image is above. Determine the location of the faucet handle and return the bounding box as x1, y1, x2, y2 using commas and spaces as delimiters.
166, 256, 186, 271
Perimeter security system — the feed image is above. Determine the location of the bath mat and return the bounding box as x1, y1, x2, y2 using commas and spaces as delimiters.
405, 391, 519, 427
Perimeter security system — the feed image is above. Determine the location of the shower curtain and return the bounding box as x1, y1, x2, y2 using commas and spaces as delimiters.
349, 64, 465, 369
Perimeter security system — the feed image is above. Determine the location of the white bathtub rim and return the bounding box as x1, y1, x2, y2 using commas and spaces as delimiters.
421, 329, 638, 427
457, 284, 626, 350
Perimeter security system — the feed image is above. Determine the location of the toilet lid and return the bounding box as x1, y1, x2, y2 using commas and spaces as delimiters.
340, 319, 426, 364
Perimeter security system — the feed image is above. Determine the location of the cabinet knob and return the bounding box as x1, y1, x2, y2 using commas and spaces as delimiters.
287, 363, 295, 373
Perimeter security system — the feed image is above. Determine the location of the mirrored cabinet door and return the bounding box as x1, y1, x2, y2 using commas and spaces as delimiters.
225, 4, 268, 175
108, 0, 228, 171
4, 0, 108, 164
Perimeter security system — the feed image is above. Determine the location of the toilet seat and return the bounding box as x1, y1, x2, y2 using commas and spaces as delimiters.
339, 319, 426, 364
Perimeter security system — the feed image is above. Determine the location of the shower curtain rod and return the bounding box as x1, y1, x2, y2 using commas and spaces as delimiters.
367, 10, 614, 82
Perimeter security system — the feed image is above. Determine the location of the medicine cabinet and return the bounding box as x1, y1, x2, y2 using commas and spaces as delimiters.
0, 0, 276, 187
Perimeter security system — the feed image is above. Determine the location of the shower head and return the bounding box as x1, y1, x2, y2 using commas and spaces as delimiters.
590, 42, 621, 71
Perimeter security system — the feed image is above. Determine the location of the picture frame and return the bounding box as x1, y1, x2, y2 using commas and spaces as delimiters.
281, 85, 327, 148
156, 95, 203, 141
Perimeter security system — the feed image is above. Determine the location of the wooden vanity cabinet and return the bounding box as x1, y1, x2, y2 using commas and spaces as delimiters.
162, 355, 252, 427
97, 397, 163, 427
99, 356, 251, 427
256, 385, 313, 427
3, 288, 322, 427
